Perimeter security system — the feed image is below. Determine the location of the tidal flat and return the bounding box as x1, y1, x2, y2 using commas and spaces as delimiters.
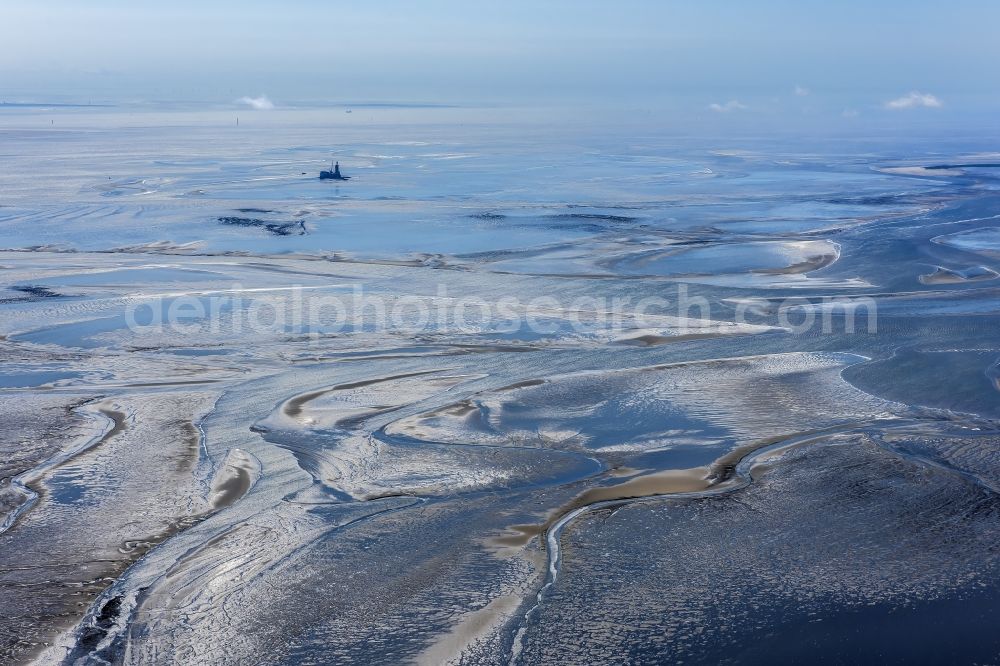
1, 106, 1000, 664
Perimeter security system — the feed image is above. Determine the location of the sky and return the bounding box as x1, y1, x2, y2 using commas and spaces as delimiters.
1, 0, 998, 116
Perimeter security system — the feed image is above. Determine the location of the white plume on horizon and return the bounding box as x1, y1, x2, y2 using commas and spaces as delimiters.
237, 95, 274, 110
794, 85, 810, 96
708, 100, 747, 113
884, 91, 942, 110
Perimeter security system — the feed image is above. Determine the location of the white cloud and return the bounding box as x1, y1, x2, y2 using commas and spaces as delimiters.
794, 85, 810, 96
237, 95, 274, 110
841, 109, 859, 118
884, 91, 942, 110
708, 100, 747, 113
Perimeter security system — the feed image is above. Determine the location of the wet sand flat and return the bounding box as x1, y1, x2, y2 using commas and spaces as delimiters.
1, 107, 1000, 665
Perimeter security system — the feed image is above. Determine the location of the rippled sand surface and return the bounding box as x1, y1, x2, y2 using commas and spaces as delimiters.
2, 106, 1000, 664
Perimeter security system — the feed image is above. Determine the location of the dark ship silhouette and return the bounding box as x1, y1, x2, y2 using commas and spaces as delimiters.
320, 161, 350, 180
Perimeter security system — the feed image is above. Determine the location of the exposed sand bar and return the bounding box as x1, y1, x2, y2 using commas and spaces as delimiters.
503, 418, 912, 665
283, 369, 446, 418
0, 402, 125, 535
208, 448, 261, 510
